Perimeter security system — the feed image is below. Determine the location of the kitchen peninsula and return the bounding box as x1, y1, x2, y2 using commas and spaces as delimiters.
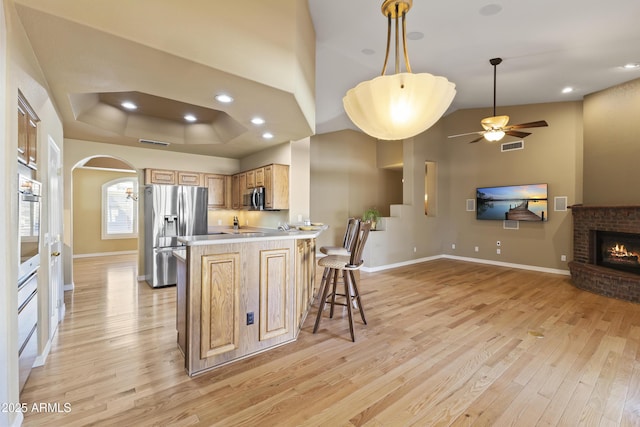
175, 226, 324, 376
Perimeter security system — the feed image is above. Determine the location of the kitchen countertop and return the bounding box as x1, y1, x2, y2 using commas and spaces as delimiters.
177, 225, 327, 246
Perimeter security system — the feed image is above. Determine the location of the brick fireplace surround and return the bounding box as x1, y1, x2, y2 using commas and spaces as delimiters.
569, 205, 640, 303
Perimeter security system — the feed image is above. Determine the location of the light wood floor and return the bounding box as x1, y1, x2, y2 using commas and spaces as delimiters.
21, 254, 640, 426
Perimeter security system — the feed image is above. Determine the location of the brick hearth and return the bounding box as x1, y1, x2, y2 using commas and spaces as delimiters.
569, 205, 640, 303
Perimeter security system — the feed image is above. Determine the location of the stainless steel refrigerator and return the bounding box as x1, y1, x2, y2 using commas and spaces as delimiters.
144, 185, 208, 288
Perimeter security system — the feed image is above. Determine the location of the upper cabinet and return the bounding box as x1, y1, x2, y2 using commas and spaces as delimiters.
203, 174, 229, 209
145, 164, 288, 210
232, 164, 289, 210
246, 169, 255, 189
144, 169, 177, 185
177, 171, 203, 186
264, 164, 289, 210
18, 92, 40, 170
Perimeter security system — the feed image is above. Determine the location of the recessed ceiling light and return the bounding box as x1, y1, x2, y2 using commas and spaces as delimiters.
184, 114, 197, 122
561, 87, 574, 94
121, 101, 137, 110
479, 4, 503, 16
623, 63, 640, 69
251, 117, 265, 125
262, 132, 274, 140
215, 94, 234, 103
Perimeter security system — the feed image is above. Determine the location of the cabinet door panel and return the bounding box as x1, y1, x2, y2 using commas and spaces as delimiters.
246, 169, 255, 189
145, 169, 176, 185
201, 253, 240, 358
255, 167, 265, 187
204, 174, 227, 208
259, 248, 290, 340
178, 172, 202, 186
17, 106, 28, 164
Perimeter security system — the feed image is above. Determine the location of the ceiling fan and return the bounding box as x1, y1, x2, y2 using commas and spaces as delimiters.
448, 58, 548, 143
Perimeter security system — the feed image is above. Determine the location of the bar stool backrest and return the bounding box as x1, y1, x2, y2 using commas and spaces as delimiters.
347, 221, 371, 268
343, 217, 360, 252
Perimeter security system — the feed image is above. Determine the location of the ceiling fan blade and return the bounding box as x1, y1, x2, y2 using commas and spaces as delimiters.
506, 120, 548, 130
505, 130, 531, 138
468, 135, 486, 143
448, 130, 485, 138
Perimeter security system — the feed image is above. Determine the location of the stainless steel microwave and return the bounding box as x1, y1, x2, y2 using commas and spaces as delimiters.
243, 186, 265, 211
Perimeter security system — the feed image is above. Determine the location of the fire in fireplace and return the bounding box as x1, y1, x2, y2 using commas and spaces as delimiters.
595, 231, 640, 275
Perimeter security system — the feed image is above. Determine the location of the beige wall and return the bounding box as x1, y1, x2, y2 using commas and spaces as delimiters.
312, 101, 584, 271
583, 77, 640, 205
72, 168, 138, 255
441, 101, 583, 270
2, 0, 64, 423
310, 129, 403, 250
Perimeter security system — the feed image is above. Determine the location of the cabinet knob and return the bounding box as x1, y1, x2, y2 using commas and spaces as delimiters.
51, 251, 61, 257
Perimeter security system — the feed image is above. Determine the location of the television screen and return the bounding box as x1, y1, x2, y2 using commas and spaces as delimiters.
476, 183, 548, 221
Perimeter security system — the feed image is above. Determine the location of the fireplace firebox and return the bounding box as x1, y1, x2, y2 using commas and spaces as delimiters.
594, 230, 640, 275
569, 205, 640, 303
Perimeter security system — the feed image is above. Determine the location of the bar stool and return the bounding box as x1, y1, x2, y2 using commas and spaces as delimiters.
319, 217, 359, 256
313, 221, 371, 342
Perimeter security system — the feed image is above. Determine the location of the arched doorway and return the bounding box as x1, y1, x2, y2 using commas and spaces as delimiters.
67, 155, 139, 290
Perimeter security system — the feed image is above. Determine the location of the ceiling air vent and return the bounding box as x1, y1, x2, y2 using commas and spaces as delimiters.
138, 138, 170, 147
501, 140, 524, 152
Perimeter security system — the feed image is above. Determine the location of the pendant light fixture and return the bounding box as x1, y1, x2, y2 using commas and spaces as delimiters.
343, 0, 456, 141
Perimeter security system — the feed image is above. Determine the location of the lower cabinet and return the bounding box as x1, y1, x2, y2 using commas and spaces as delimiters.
181, 239, 310, 376
200, 253, 240, 358
18, 272, 38, 392
295, 239, 316, 330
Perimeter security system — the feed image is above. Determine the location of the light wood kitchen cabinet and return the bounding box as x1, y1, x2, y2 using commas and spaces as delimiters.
177, 171, 203, 186
246, 169, 255, 189
264, 164, 289, 209
295, 239, 316, 330
238, 173, 247, 201
200, 252, 240, 358
179, 239, 299, 375
18, 92, 39, 170
259, 248, 290, 341
203, 173, 229, 209
255, 167, 265, 187
231, 174, 241, 209
144, 168, 177, 185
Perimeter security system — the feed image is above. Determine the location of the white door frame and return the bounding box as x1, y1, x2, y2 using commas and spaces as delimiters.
48, 135, 64, 334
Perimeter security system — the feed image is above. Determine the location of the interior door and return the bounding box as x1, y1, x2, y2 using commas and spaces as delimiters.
48, 136, 63, 335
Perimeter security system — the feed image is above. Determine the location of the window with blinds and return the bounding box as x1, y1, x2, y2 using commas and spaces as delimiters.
102, 178, 138, 239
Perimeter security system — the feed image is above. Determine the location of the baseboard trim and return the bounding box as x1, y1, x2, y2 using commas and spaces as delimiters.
361, 254, 570, 276
362, 255, 442, 273
33, 335, 52, 367
73, 250, 138, 259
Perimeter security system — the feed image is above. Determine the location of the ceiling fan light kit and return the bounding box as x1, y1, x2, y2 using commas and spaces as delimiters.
343, 0, 456, 141
448, 57, 548, 144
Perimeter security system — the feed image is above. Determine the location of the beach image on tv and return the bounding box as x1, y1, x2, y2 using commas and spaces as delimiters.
476, 184, 548, 221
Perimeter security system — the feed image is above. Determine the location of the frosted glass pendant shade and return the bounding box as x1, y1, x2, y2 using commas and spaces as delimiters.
343, 72, 456, 141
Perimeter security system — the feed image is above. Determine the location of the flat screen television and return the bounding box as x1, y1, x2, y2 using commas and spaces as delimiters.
476, 183, 548, 221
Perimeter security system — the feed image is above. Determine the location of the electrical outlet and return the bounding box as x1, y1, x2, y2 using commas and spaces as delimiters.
452, 243, 456, 250
474, 246, 479, 252
246, 312, 254, 325
561, 255, 567, 261
413, 247, 417, 253
496, 240, 501, 246
497, 248, 501, 255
